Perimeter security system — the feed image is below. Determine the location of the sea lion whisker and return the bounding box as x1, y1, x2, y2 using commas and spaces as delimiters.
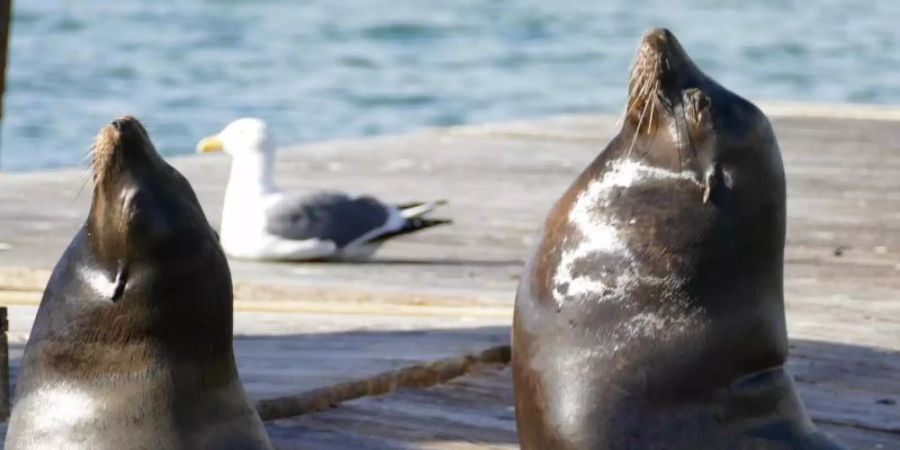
77, 145, 97, 197
619, 76, 641, 128
627, 76, 654, 157
76, 175, 91, 199
675, 107, 684, 170
647, 81, 658, 140
626, 73, 642, 115
646, 59, 661, 135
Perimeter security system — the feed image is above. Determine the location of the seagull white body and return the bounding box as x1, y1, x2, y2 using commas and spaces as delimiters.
198, 118, 445, 261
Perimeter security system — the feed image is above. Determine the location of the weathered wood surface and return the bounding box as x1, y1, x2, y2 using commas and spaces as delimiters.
267, 365, 519, 450
0, 110, 898, 448
0, 111, 898, 317
270, 346, 900, 450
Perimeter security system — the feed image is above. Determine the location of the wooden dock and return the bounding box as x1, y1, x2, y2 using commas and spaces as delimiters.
0, 107, 898, 449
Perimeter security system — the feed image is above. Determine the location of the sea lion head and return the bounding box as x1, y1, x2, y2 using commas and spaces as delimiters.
529, 28, 788, 388
611, 29, 788, 379
612, 28, 787, 314
91, 117, 217, 261
624, 28, 785, 212
39, 116, 233, 374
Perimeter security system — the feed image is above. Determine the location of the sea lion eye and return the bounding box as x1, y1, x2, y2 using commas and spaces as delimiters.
687, 89, 711, 112
684, 89, 712, 126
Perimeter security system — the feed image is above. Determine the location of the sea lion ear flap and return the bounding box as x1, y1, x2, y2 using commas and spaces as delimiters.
702, 163, 734, 204
111, 266, 128, 302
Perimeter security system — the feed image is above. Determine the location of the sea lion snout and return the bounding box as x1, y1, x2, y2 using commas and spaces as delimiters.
92, 116, 154, 183
637, 27, 675, 60
633, 27, 701, 91
106, 115, 150, 147
110, 115, 139, 132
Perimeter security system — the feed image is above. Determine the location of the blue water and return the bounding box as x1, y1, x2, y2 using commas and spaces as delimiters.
4, 0, 900, 170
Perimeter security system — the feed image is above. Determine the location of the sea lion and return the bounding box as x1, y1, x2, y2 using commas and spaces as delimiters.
5, 116, 273, 449
512, 28, 846, 450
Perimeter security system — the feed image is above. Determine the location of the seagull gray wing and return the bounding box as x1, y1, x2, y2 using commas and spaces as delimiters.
264, 192, 393, 248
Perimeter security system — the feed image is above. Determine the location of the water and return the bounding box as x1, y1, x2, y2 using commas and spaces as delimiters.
4, 0, 900, 171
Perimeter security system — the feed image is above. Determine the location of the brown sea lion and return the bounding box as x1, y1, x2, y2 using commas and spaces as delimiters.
512, 28, 846, 450
5, 117, 273, 449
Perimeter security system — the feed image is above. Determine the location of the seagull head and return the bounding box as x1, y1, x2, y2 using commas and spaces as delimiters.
196, 118, 274, 157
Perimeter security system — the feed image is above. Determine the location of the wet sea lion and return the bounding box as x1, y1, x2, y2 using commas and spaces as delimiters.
5, 117, 273, 449
512, 29, 846, 450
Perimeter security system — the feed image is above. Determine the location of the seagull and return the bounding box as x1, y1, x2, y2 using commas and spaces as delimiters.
196, 118, 450, 261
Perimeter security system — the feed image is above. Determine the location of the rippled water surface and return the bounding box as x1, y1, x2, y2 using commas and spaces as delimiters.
4, 0, 900, 170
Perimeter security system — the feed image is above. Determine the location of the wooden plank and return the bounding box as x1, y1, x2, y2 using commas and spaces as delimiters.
269, 336, 900, 450
266, 366, 518, 450
1, 115, 898, 305
2, 115, 898, 347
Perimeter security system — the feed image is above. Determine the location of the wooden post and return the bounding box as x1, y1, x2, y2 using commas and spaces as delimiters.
0, 307, 9, 420
0, 0, 11, 169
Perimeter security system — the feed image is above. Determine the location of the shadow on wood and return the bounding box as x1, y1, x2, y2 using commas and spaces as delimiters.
0, 327, 896, 449
262, 337, 899, 450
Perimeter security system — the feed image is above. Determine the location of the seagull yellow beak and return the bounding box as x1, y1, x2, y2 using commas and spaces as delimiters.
196, 135, 224, 153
